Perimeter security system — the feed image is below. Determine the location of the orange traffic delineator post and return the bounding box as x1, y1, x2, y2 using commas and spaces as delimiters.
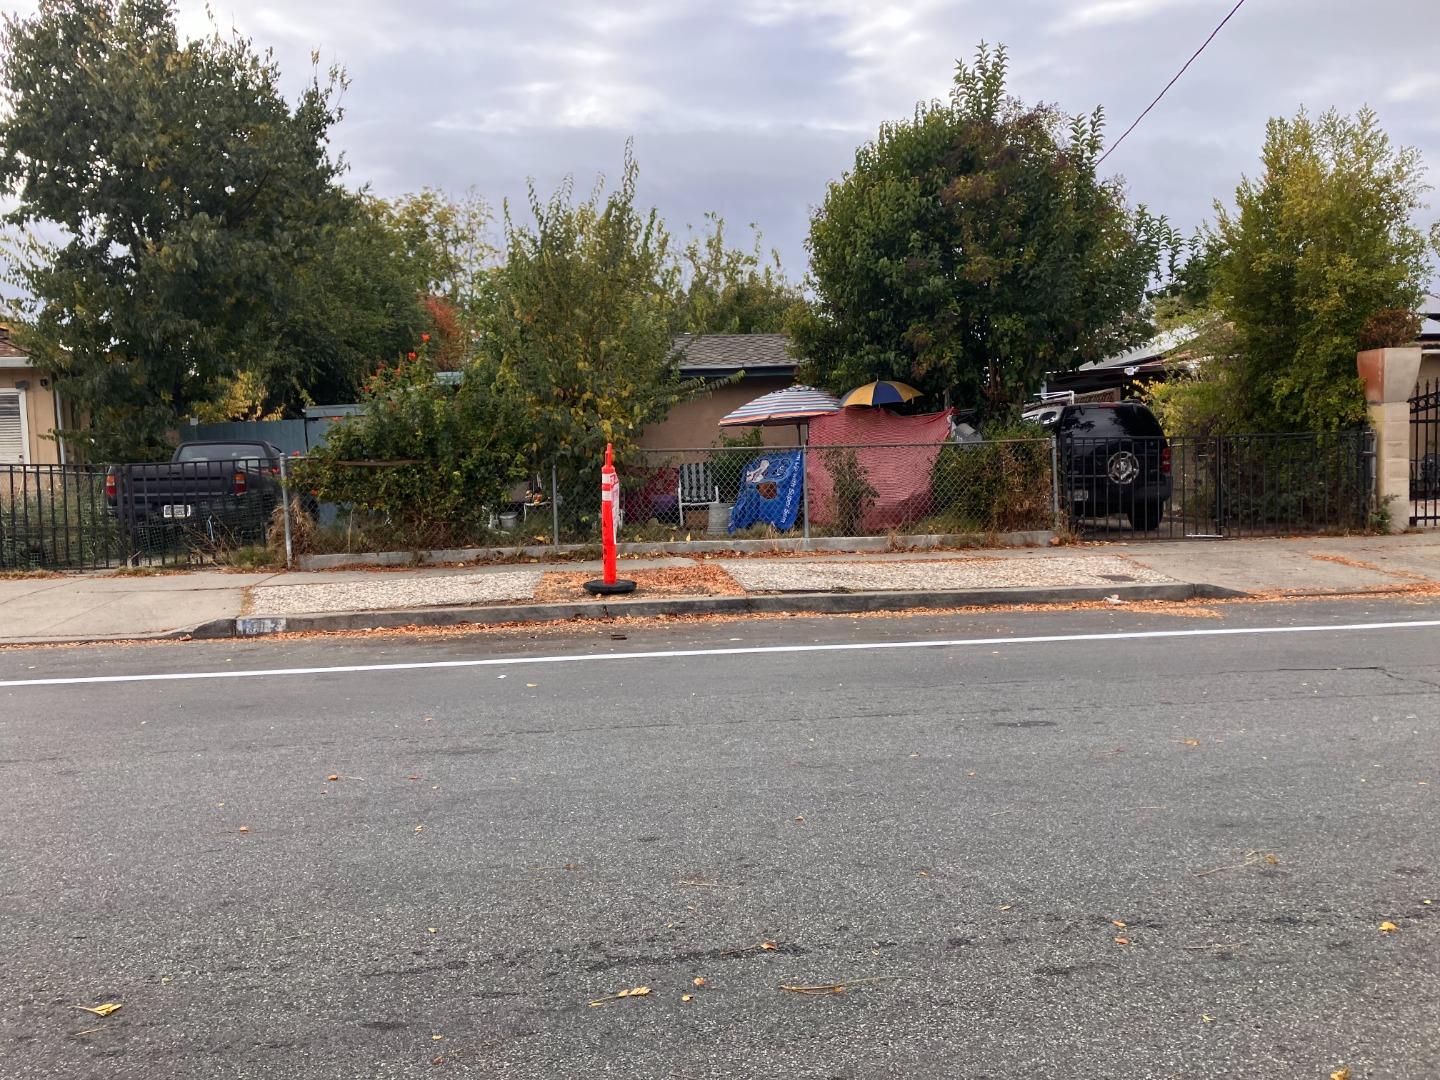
584, 443, 636, 596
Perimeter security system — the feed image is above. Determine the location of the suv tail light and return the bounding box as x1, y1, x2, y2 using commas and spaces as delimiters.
1161, 446, 1172, 475
233, 471, 248, 495
104, 473, 117, 503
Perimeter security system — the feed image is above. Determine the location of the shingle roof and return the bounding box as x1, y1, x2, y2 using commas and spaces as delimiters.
672, 333, 799, 375
0, 326, 26, 359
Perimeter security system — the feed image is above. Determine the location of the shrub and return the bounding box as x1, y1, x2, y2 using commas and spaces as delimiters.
930, 424, 1051, 532
297, 353, 527, 547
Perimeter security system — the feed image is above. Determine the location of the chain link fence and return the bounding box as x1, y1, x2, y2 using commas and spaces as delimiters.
3, 429, 1381, 570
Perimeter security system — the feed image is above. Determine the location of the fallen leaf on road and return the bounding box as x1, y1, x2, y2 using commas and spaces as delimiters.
1111, 919, 1127, 928
237, 826, 249, 834
1113, 936, 1130, 946
680, 994, 693, 1002
1331, 1068, 1351, 1080
431, 1034, 443, 1041
1201, 1014, 1215, 1023
1181, 739, 1201, 748
415, 825, 425, 833
526, 683, 537, 688
588, 985, 652, 1007
693, 977, 706, 987
427, 928, 437, 934
73, 1003, 122, 1017
759, 941, 778, 951
1263, 853, 1279, 865
1379, 921, 1399, 933
431, 1055, 444, 1065
327, 774, 340, 781
407, 775, 421, 781
999, 905, 1012, 912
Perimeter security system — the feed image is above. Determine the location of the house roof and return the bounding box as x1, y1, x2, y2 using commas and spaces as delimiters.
1420, 289, 1440, 344
1081, 325, 1201, 372
0, 325, 25, 360
672, 333, 798, 376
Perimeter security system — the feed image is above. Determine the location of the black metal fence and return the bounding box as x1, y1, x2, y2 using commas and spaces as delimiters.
1, 459, 279, 570
1412, 380, 1439, 526
1063, 431, 1375, 539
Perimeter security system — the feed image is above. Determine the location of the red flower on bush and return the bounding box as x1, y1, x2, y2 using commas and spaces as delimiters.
421, 333, 431, 343
406, 351, 417, 361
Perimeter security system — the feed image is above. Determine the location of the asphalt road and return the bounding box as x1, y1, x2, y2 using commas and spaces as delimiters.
2, 597, 1438, 1080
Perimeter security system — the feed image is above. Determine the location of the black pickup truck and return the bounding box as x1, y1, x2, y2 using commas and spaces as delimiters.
104, 441, 285, 539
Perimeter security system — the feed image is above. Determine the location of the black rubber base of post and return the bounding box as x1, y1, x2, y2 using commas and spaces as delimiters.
583, 579, 637, 596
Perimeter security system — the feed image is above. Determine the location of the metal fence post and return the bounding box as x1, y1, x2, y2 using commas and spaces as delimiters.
801, 438, 811, 543
1049, 436, 1061, 528
551, 462, 561, 549
279, 455, 294, 570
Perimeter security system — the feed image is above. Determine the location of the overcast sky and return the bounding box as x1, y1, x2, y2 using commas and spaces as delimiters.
5, 0, 1439, 282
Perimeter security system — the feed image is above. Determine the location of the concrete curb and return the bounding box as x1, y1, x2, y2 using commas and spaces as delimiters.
296, 530, 1056, 570
201, 581, 1247, 640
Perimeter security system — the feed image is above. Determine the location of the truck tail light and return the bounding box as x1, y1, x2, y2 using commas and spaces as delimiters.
104, 473, 116, 503
1161, 446, 1172, 475
233, 471, 248, 495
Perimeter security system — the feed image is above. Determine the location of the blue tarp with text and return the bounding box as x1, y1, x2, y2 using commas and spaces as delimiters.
728, 450, 803, 533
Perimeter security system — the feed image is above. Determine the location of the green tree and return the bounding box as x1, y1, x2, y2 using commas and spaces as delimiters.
385, 187, 498, 320
480, 146, 702, 470
0, 0, 350, 458
246, 193, 431, 414
298, 348, 527, 546
673, 214, 803, 334
1207, 106, 1438, 432
791, 43, 1177, 414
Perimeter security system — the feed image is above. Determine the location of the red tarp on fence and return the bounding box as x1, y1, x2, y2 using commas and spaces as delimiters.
805, 409, 954, 532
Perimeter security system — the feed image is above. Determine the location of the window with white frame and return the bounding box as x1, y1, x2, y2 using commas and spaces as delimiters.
0, 388, 27, 463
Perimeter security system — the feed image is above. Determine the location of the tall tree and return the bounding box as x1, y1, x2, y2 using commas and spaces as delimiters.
791, 44, 1178, 413
479, 146, 701, 470
1209, 106, 1438, 432
673, 214, 803, 335
385, 187, 498, 320
0, 0, 349, 458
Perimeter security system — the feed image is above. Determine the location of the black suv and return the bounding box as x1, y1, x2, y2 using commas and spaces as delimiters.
1038, 402, 1173, 531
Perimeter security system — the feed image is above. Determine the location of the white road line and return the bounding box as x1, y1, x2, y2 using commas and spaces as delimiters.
1, 618, 1438, 689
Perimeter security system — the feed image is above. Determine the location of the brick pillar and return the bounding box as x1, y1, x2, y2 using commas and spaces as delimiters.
1357, 346, 1422, 533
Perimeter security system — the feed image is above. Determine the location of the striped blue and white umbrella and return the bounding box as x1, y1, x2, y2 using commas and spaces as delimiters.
718, 385, 842, 427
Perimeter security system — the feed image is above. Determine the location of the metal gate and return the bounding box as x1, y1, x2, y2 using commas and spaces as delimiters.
1413, 380, 1440, 526
1064, 431, 1375, 540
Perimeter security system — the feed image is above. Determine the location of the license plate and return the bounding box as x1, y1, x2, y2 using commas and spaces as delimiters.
1069, 490, 1089, 502
162, 504, 194, 519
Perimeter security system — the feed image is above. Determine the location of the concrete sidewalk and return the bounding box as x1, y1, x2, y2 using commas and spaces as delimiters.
1, 534, 1436, 644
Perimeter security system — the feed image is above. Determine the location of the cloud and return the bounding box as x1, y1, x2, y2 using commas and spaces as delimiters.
1, 0, 1436, 281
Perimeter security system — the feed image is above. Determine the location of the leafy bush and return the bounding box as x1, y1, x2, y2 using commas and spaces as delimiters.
297, 353, 528, 547
823, 448, 878, 536
930, 426, 1052, 532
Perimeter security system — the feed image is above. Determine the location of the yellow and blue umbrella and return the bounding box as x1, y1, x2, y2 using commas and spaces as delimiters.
840, 380, 923, 408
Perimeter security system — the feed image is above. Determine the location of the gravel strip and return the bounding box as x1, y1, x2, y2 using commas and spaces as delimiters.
726, 555, 1175, 593
249, 570, 543, 615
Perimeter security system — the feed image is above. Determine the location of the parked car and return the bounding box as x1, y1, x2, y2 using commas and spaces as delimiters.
1034, 402, 1173, 531
104, 441, 285, 539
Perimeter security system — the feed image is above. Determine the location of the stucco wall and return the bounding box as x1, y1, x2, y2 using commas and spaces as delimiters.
0, 367, 62, 465
1418, 350, 1439, 388
639, 375, 801, 449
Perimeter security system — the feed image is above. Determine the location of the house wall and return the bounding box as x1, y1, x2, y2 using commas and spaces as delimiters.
1418, 350, 1440, 389
0, 366, 63, 465
639, 375, 800, 449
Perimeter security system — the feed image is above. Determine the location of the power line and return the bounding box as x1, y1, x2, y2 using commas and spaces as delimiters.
1096, 0, 1249, 167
